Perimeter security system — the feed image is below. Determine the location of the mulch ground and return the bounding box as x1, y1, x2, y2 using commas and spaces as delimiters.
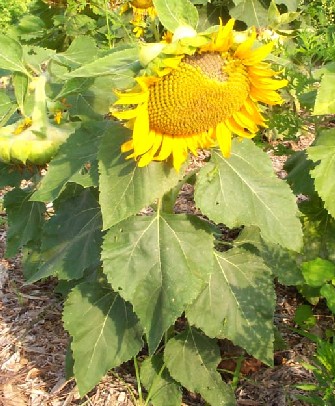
0, 134, 329, 406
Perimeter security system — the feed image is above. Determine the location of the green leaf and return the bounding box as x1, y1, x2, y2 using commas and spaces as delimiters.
153, 0, 199, 32
55, 77, 94, 100
22, 45, 55, 73
195, 141, 302, 251
141, 354, 182, 406
66, 76, 127, 119
13, 72, 28, 114
98, 126, 183, 229
102, 213, 214, 352
308, 130, 335, 218
0, 163, 37, 188
187, 248, 275, 365
275, 0, 298, 11
0, 91, 16, 126
22, 241, 41, 280
63, 282, 143, 396
52, 36, 98, 69
28, 189, 102, 283
284, 151, 316, 196
0, 35, 28, 74
301, 258, 335, 287
230, 0, 268, 27
164, 328, 236, 406
299, 198, 335, 263
313, 72, 335, 115
4, 188, 46, 258
64, 47, 140, 79
235, 226, 304, 286
294, 304, 316, 329
31, 122, 107, 202
321, 284, 335, 314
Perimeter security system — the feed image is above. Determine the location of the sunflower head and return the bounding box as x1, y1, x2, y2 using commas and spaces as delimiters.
112, 19, 287, 171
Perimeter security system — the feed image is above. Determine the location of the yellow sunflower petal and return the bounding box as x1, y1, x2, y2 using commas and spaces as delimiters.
234, 30, 257, 58
112, 18, 287, 171
215, 122, 232, 157
113, 90, 148, 105
225, 118, 254, 139
155, 134, 173, 161
172, 138, 188, 171
240, 42, 274, 66
132, 104, 154, 156
138, 133, 163, 166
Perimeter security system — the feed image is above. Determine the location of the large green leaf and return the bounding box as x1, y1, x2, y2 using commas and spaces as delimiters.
102, 213, 214, 352
30, 122, 108, 202
164, 328, 236, 406
4, 188, 45, 258
63, 282, 143, 396
308, 130, 335, 218
153, 0, 199, 32
28, 189, 102, 283
141, 354, 182, 406
98, 127, 183, 229
187, 248, 275, 365
230, 0, 268, 27
52, 36, 98, 69
64, 47, 140, 79
234, 226, 304, 286
313, 72, 335, 115
195, 141, 302, 251
0, 35, 28, 74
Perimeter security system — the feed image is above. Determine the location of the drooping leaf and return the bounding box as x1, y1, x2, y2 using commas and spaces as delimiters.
28, 189, 102, 283
164, 328, 236, 406
4, 188, 46, 258
141, 354, 182, 406
301, 258, 335, 287
31, 121, 108, 202
195, 141, 302, 251
102, 213, 214, 352
230, 0, 268, 27
63, 282, 143, 396
187, 248, 275, 365
153, 0, 199, 32
12, 72, 29, 114
284, 151, 316, 196
98, 126, 183, 229
308, 129, 335, 218
0, 35, 28, 74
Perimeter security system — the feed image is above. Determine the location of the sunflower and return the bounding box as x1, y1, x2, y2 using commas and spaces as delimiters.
121, 0, 157, 37
112, 19, 287, 171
